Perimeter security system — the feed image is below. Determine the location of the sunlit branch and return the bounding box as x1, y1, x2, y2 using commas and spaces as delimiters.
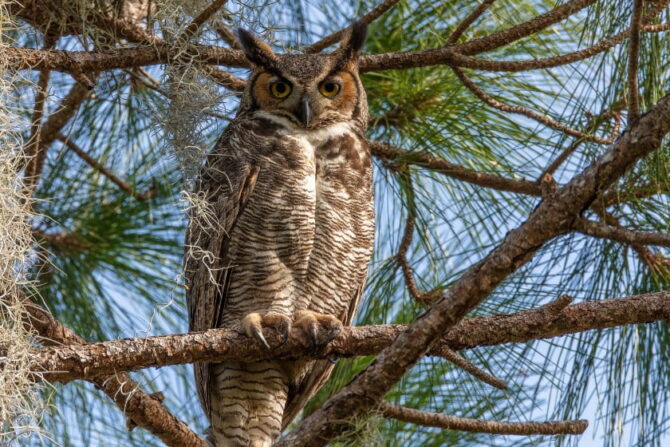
56, 133, 156, 201
377, 402, 588, 435
305, 0, 401, 53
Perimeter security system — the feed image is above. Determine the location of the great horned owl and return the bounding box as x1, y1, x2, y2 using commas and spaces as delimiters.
185, 22, 374, 446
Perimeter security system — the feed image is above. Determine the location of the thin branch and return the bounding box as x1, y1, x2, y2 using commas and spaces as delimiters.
305, 0, 401, 53
29, 291, 670, 385
627, 0, 644, 121
452, 67, 612, 144
181, 0, 228, 40
275, 93, 670, 447
602, 181, 670, 207
378, 402, 588, 435
438, 347, 508, 389
19, 297, 205, 447
538, 109, 622, 180
212, 19, 240, 49
573, 217, 670, 247
56, 133, 156, 201
446, 0, 497, 45
369, 140, 542, 196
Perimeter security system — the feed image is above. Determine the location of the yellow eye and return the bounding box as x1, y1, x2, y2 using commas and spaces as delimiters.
319, 81, 341, 97
270, 81, 291, 99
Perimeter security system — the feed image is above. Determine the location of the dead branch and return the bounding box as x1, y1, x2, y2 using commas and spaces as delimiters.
274, 93, 670, 447
56, 133, 156, 201
19, 297, 205, 447
377, 402, 588, 435
573, 217, 670, 247
181, 0, 229, 40
26, 291, 670, 384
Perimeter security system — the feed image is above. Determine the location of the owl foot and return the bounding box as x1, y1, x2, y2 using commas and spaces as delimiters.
241, 313, 291, 351
294, 310, 343, 351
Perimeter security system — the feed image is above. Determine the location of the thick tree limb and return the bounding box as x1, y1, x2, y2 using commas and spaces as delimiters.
20, 298, 205, 447
274, 92, 670, 447
573, 217, 670, 247
378, 402, 588, 435
26, 291, 670, 383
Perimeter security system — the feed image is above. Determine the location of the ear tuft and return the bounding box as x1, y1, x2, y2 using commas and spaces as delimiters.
237, 28, 277, 69
336, 21, 367, 61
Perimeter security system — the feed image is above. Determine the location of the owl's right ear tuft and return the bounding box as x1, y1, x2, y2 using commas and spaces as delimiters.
237, 28, 278, 69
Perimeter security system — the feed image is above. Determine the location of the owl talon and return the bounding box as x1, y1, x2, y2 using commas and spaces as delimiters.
294, 310, 343, 351
241, 312, 291, 351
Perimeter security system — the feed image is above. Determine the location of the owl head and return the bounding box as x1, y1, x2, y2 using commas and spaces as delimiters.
236, 22, 368, 131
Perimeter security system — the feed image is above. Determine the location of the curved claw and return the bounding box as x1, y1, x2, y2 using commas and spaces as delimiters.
241, 313, 271, 351
250, 325, 272, 351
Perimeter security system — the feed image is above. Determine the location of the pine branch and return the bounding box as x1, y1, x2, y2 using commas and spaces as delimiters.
377, 402, 588, 435
446, 0, 497, 45
181, 0, 229, 40
305, 0, 402, 53
27, 291, 670, 384
274, 93, 670, 447
452, 67, 613, 144
19, 297, 206, 447
56, 133, 156, 201
573, 217, 670, 247
627, 0, 644, 121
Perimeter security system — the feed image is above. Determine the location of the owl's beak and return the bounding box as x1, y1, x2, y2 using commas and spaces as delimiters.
297, 95, 311, 127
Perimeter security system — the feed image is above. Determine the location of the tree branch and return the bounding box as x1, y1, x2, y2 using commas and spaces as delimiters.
27, 291, 670, 384
181, 0, 228, 40
275, 93, 670, 447
56, 133, 156, 201
19, 298, 205, 447
573, 217, 670, 247
377, 402, 588, 435
627, 0, 644, 121
305, 0, 401, 53
452, 67, 612, 144
446, 0, 497, 45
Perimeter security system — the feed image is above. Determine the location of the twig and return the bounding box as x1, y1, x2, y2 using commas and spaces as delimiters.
538, 109, 622, 180
446, 0, 497, 45
438, 347, 507, 389
573, 217, 670, 247
305, 0, 401, 53
181, 0, 228, 40
452, 67, 612, 144
627, 0, 644, 121
378, 402, 588, 435
394, 168, 442, 304
19, 296, 205, 447
56, 133, 156, 201
369, 140, 541, 196
212, 19, 240, 49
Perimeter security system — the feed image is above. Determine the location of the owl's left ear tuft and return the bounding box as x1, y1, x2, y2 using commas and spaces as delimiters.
237, 28, 278, 69
335, 21, 368, 64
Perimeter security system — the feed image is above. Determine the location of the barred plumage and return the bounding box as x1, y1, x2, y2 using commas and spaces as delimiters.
185, 23, 373, 446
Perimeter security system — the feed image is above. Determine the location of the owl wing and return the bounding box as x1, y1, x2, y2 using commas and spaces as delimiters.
186, 142, 259, 416
281, 280, 367, 430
